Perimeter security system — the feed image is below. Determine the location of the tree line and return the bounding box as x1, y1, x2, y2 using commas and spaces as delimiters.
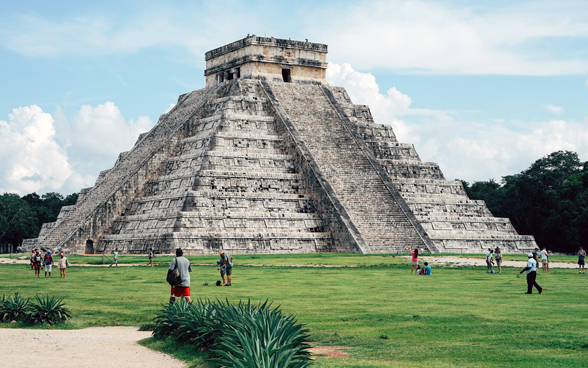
460, 150, 588, 253
0, 192, 78, 252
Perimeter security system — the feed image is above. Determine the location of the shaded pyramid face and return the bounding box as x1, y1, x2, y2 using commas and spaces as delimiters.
23, 79, 537, 255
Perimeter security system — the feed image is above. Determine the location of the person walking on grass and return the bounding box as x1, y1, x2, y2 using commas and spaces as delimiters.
495, 247, 503, 274
33, 250, 42, 278
540, 247, 550, 273
486, 248, 494, 273
409, 247, 419, 274
58, 253, 70, 279
147, 248, 153, 267
43, 251, 54, 279
578, 246, 586, 274
109, 249, 119, 267
218, 251, 233, 286
169, 248, 192, 304
517, 253, 542, 294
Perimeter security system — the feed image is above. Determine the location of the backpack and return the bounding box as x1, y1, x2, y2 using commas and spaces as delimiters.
228, 255, 234, 267
44, 254, 51, 264
166, 259, 180, 286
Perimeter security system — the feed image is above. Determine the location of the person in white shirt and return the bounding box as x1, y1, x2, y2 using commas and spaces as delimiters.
540, 247, 550, 273
485, 249, 494, 274
517, 253, 542, 294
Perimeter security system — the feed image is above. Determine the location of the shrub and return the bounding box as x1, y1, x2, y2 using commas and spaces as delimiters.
152, 299, 194, 339
139, 322, 156, 331
152, 299, 312, 368
0, 293, 31, 322
28, 295, 71, 325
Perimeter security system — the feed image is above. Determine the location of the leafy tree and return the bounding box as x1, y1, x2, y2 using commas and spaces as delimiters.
0, 194, 38, 251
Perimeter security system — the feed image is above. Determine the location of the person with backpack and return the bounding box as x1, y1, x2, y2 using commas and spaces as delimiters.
486, 249, 494, 274
58, 253, 70, 279
43, 251, 54, 279
33, 250, 42, 278
219, 251, 233, 286
168, 248, 192, 304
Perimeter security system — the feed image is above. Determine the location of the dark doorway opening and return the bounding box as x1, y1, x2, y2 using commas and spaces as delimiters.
85, 240, 94, 254
282, 68, 291, 82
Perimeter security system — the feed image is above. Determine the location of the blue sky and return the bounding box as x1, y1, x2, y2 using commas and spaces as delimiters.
1, 0, 587, 195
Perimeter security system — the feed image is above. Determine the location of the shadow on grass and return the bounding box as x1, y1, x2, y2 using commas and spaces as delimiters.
139, 337, 213, 368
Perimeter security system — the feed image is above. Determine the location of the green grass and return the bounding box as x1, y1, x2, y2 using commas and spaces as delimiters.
0, 254, 587, 367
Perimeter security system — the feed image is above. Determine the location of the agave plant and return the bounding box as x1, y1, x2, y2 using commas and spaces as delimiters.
152, 299, 194, 339
211, 300, 312, 368
29, 295, 71, 325
0, 294, 32, 322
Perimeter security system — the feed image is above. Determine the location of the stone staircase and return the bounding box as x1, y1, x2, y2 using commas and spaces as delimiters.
264, 82, 432, 253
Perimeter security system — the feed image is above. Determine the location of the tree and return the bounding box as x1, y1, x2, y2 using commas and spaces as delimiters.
0, 193, 38, 251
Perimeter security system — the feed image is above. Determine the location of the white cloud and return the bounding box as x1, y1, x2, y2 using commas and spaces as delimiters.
545, 105, 565, 114
0, 106, 72, 194
0, 103, 153, 195
165, 103, 176, 113
327, 62, 588, 182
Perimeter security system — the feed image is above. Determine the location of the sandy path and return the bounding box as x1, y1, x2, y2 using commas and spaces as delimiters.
0, 327, 185, 368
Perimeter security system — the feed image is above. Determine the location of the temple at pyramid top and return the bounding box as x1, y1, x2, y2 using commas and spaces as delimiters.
204, 35, 328, 86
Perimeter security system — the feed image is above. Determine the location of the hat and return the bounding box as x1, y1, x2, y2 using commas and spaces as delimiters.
47, 251, 51, 254
527, 253, 533, 258
220, 251, 224, 255
534, 247, 539, 250
60, 253, 64, 257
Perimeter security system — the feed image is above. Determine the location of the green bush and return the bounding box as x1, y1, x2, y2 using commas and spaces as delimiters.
0, 294, 32, 322
152, 299, 312, 368
28, 295, 71, 325
0, 293, 71, 325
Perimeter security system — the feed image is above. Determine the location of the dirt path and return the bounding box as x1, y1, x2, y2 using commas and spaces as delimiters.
0, 326, 185, 368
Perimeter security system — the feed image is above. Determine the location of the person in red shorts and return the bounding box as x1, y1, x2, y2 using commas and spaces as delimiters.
168, 248, 192, 304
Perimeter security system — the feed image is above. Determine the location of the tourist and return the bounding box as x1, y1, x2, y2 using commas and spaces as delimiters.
218, 251, 233, 286
486, 249, 494, 273
415, 265, 422, 275
540, 247, 550, 273
217, 253, 227, 285
517, 253, 542, 294
43, 251, 54, 279
33, 250, 42, 278
495, 247, 503, 274
424, 262, 432, 275
578, 246, 586, 274
109, 249, 119, 267
533, 247, 540, 265
147, 248, 153, 267
169, 248, 192, 304
29, 249, 35, 270
58, 253, 70, 279
409, 247, 419, 274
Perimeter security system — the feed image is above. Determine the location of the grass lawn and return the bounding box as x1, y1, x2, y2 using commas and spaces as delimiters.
1, 254, 587, 367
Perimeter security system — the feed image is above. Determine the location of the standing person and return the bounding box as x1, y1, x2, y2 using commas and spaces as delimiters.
578, 246, 586, 274
147, 248, 153, 267
532, 247, 540, 265
409, 247, 419, 275
33, 250, 42, 278
43, 251, 54, 279
495, 247, 503, 274
58, 253, 70, 279
517, 253, 542, 294
168, 248, 192, 304
540, 247, 550, 273
30, 249, 35, 270
486, 249, 494, 273
217, 253, 227, 285
109, 249, 119, 267
219, 251, 233, 286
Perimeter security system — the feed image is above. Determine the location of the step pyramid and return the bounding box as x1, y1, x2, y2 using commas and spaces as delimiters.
21, 35, 537, 254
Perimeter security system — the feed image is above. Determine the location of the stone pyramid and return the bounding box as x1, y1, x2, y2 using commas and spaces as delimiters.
22, 36, 537, 255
